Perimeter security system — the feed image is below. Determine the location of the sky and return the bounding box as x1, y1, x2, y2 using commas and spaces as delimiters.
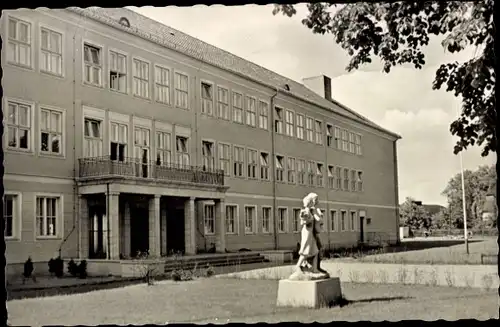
130, 4, 495, 206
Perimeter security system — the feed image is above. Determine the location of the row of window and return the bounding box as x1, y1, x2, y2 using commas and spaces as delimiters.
203, 204, 360, 235
3, 193, 61, 240
7, 15, 363, 157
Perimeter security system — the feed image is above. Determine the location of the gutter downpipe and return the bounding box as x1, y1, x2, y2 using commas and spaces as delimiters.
106, 183, 111, 259
270, 87, 279, 250
394, 138, 401, 245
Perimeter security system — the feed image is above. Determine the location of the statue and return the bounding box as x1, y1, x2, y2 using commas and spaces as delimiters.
288, 192, 330, 281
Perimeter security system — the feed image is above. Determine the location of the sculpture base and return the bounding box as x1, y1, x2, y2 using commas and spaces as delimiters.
276, 277, 343, 308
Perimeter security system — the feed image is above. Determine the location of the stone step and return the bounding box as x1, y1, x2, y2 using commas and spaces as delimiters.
164, 257, 268, 272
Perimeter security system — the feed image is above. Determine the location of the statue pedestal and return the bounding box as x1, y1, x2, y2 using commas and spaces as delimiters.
276, 277, 343, 308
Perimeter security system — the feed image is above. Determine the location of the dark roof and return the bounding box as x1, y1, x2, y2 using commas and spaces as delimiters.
65, 7, 400, 139
422, 204, 446, 216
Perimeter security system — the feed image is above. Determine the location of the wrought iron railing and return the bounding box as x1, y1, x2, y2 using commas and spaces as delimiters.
78, 156, 225, 186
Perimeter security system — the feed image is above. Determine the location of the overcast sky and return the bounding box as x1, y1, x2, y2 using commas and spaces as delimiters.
130, 4, 495, 206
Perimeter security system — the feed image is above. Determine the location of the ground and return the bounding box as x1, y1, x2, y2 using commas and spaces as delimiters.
7, 278, 498, 325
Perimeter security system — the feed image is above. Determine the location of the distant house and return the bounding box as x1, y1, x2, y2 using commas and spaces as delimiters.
482, 193, 497, 226
422, 204, 446, 217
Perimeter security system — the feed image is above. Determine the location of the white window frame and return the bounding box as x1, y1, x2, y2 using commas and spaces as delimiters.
176, 135, 190, 167
277, 207, 288, 233
316, 162, 324, 187
4, 98, 34, 153
340, 210, 347, 232
296, 113, 304, 140
34, 193, 63, 239
287, 157, 296, 184
258, 100, 269, 130
245, 95, 257, 127
218, 142, 231, 176
201, 140, 215, 171
247, 148, 258, 179
327, 165, 335, 189
217, 86, 230, 120
7, 15, 33, 68
225, 204, 239, 235
40, 25, 63, 77
174, 71, 190, 109
285, 109, 294, 137
3, 192, 22, 240
329, 210, 337, 232
307, 161, 315, 186
39, 105, 65, 157
154, 64, 171, 104
275, 155, 285, 182
349, 131, 356, 154
315, 120, 323, 145
306, 117, 314, 143
341, 129, 349, 151
83, 41, 103, 87
343, 167, 349, 191
326, 124, 333, 147
292, 208, 301, 233
350, 210, 357, 231
297, 159, 306, 185
200, 80, 215, 116
83, 116, 103, 158
335, 166, 342, 190
355, 133, 362, 155
233, 145, 245, 178
132, 57, 150, 99
274, 106, 284, 134
350, 169, 357, 191
204, 204, 215, 235
261, 206, 272, 234
156, 130, 172, 166
260, 151, 270, 181
244, 205, 257, 234
357, 170, 364, 192
232, 91, 244, 124
334, 126, 341, 149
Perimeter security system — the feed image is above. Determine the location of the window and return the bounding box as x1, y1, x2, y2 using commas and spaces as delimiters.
357, 171, 364, 192
274, 107, 283, 134
6, 101, 31, 151
262, 207, 271, 233
260, 152, 269, 180
350, 169, 357, 191
326, 124, 333, 147
202, 141, 215, 171
277, 208, 287, 233
225, 205, 237, 234
349, 132, 356, 153
110, 51, 127, 93
133, 58, 149, 98
8, 17, 31, 67
297, 159, 306, 185
327, 165, 335, 189
233, 146, 244, 177
307, 161, 315, 186
41, 107, 63, 155
306, 117, 314, 142
355, 134, 362, 155
83, 43, 102, 86
340, 211, 347, 231
155, 65, 170, 104
341, 129, 349, 151
335, 167, 342, 189
296, 114, 304, 140
275, 155, 284, 182
285, 110, 294, 137
176, 136, 190, 166
350, 211, 357, 231
156, 131, 171, 166
316, 163, 324, 187
247, 149, 258, 179
218, 143, 231, 176
174, 72, 189, 108
245, 206, 256, 234
258, 101, 269, 130
36, 196, 59, 237
217, 87, 229, 120
84, 118, 102, 157
334, 126, 341, 149
3, 194, 18, 238
134, 127, 150, 177
232, 92, 243, 123
315, 120, 323, 145
245, 96, 257, 127
287, 157, 296, 183
110, 122, 127, 162
329, 210, 337, 232
40, 28, 62, 75
201, 82, 214, 115
292, 208, 301, 233
343, 168, 349, 191
204, 204, 215, 235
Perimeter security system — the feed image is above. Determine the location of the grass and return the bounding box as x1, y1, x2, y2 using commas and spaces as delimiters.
7, 278, 497, 325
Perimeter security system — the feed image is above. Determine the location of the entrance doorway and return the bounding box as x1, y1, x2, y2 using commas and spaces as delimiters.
88, 204, 108, 259
130, 202, 149, 257
167, 208, 185, 255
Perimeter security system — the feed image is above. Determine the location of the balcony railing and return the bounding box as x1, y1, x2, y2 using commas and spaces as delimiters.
78, 156, 225, 186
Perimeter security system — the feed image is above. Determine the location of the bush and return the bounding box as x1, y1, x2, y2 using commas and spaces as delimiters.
48, 257, 64, 278
78, 260, 88, 279
68, 259, 79, 277
23, 257, 34, 278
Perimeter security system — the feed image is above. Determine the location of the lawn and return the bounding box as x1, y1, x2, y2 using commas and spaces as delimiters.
354, 238, 498, 265
7, 278, 498, 325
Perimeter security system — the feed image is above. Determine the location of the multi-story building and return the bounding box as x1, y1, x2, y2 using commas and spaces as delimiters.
2, 7, 401, 272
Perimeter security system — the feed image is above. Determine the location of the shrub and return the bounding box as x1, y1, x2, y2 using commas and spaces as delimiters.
68, 259, 79, 277
23, 257, 34, 279
78, 260, 88, 279
48, 257, 64, 278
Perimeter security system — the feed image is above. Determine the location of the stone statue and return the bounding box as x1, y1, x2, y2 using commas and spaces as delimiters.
288, 192, 330, 281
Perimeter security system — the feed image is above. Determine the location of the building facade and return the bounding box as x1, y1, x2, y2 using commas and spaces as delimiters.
2, 7, 401, 268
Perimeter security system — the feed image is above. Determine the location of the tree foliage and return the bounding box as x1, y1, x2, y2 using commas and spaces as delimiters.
272, 1, 496, 156
399, 197, 431, 230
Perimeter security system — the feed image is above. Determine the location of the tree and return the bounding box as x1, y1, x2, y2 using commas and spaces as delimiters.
430, 208, 451, 230
399, 197, 431, 231
272, 1, 496, 157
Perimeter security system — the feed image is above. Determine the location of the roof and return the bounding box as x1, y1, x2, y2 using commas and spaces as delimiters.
65, 6, 400, 139
422, 204, 446, 216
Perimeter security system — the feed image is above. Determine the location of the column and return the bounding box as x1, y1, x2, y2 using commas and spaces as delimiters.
215, 199, 226, 253
107, 192, 120, 260
148, 195, 161, 257
79, 195, 89, 259
123, 201, 131, 257
161, 204, 167, 256
184, 197, 196, 255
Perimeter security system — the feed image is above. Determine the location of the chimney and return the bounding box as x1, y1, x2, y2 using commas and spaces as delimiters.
302, 75, 333, 101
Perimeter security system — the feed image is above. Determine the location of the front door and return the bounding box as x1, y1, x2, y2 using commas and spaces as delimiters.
88, 204, 108, 259
130, 203, 149, 257
167, 208, 185, 255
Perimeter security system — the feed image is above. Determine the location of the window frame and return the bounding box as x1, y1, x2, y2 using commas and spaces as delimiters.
258, 100, 269, 130
82, 40, 104, 88
275, 154, 285, 183
277, 207, 288, 233
4, 97, 35, 154
297, 158, 306, 185
225, 204, 239, 235
357, 170, 364, 192
34, 193, 63, 239
326, 124, 333, 147
174, 70, 190, 110
247, 147, 259, 179
296, 113, 305, 140
217, 85, 230, 120
132, 56, 151, 99
3, 191, 22, 240
39, 24, 64, 77
245, 95, 257, 127
316, 162, 324, 187
340, 210, 347, 232
327, 165, 335, 189
260, 151, 270, 181
201, 139, 216, 171
285, 109, 295, 137
232, 91, 244, 124
355, 133, 363, 155
315, 120, 323, 145
39, 104, 66, 158
7, 15, 33, 69
200, 79, 215, 116
274, 106, 284, 134
154, 63, 172, 105
107, 47, 128, 94
350, 210, 357, 231
233, 144, 246, 178
305, 116, 314, 143
261, 206, 273, 234
175, 135, 190, 167
203, 203, 215, 235
287, 156, 296, 184
292, 208, 301, 233
244, 205, 257, 234
155, 129, 172, 167
329, 210, 337, 232
218, 142, 232, 176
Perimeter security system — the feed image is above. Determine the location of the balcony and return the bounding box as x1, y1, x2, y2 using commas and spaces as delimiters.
78, 156, 225, 187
